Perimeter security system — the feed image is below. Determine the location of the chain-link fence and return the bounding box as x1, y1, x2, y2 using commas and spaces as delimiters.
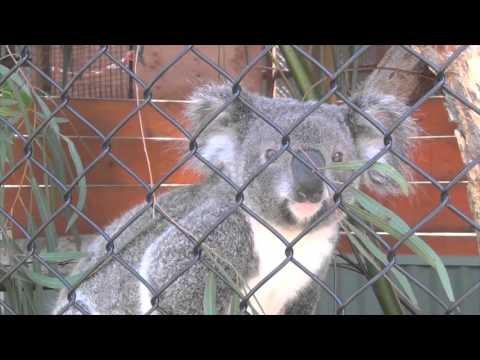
0, 45, 479, 315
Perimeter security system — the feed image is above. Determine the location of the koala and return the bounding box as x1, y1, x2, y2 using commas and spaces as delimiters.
53, 84, 418, 315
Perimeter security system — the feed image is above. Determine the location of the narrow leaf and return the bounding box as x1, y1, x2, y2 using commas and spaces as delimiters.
23, 269, 83, 289
350, 189, 455, 302
0, 64, 31, 95
62, 134, 87, 231
326, 160, 410, 195
30, 90, 88, 232
29, 175, 58, 250
203, 272, 217, 315
342, 220, 419, 307
228, 293, 241, 315
39, 251, 89, 264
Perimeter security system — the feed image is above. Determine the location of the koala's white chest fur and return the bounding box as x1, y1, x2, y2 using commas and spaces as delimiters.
246, 217, 338, 315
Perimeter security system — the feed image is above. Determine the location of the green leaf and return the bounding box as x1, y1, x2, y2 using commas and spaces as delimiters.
62, 134, 87, 231
0, 64, 31, 96
0, 267, 31, 283
0, 98, 19, 106
326, 160, 410, 196
39, 251, 89, 264
30, 90, 53, 123
45, 128, 69, 184
18, 87, 33, 108
18, 280, 34, 314
0, 132, 9, 169
342, 220, 419, 307
23, 269, 83, 289
228, 293, 241, 315
203, 272, 217, 315
29, 90, 87, 232
52, 116, 70, 124
32, 284, 45, 315
0, 59, 88, 312
350, 189, 456, 302
29, 175, 58, 250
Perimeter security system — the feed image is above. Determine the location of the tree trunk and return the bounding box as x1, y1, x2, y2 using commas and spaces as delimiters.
361, 46, 434, 105
411, 45, 480, 253
365, 45, 480, 251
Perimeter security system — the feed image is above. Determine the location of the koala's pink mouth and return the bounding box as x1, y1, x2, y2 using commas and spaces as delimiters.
288, 201, 324, 220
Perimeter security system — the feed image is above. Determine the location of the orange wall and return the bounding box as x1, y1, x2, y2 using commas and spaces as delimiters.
3, 96, 477, 256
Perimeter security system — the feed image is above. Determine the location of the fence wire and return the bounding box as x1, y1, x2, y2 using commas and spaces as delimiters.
0, 45, 479, 315
48, 45, 134, 99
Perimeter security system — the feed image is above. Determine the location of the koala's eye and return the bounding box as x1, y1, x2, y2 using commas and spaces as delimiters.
332, 152, 343, 163
265, 149, 277, 161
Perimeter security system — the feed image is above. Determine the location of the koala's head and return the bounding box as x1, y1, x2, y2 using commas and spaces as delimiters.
186, 84, 418, 230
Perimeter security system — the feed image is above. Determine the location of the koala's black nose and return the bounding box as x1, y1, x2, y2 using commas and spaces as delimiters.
291, 149, 325, 203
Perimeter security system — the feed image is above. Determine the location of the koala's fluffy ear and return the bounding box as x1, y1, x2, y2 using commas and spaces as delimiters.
346, 89, 420, 196
185, 84, 251, 176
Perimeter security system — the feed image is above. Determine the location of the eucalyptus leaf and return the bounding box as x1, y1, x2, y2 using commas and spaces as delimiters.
52, 116, 70, 124
0, 59, 87, 313
342, 220, 419, 307
0, 267, 31, 283
350, 189, 455, 302
228, 293, 241, 315
45, 129, 69, 185
0, 98, 19, 106
325, 160, 410, 196
39, 251, 89, 264
0, 64, 31, 95
62, 135, 87, 231
203, 272, 217, 315
18, 280, 34, 314
29, 175, 58, 250
23, 269, 83, 289
29, 90, 87, 232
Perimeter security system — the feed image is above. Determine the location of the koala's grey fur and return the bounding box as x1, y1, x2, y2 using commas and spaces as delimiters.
53, 83, 419, 315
